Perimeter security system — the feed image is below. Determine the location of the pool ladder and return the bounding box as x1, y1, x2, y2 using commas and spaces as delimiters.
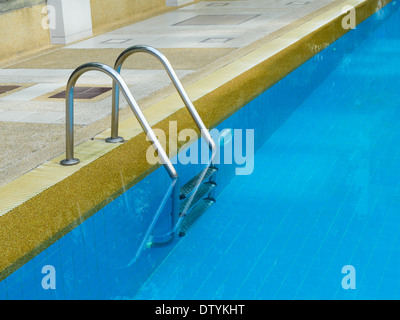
60, 45, 218, 260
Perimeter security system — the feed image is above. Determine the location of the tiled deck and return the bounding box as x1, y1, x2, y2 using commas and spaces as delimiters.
0, 0, 336, 187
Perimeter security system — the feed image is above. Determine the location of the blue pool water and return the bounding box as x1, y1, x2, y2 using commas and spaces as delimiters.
1, 1, 399, 300
133, 3, 400, 300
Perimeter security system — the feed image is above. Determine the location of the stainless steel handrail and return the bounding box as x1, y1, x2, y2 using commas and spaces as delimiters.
60, 62, 178, 180
128, 178, 178, 266
61, 56, 218, 255
156, 149, 217, 240
107, 45, 217, 153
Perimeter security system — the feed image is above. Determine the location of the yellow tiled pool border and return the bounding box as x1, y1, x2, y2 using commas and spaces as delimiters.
0, 0, 392, 282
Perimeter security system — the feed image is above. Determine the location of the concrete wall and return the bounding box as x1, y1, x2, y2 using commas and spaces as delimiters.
0, 2, 51, 63
89, 0, 169, 35
0, 0, 45, 14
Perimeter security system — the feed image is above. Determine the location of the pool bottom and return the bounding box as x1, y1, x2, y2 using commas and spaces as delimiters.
133, 4, 400, 299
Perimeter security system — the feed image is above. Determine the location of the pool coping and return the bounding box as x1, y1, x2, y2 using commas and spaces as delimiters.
0, 0, 392, 282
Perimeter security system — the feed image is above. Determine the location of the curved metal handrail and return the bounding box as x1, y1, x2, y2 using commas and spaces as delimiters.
60, 62, 178, 180
107, 45, 217, 153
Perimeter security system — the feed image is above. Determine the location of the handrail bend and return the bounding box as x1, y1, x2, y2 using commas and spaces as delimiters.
108, 45, 217, 153
60, 62, 178, 180
61, 56, 218, 254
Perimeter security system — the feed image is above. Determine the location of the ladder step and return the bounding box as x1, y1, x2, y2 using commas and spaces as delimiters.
180, 166, 218, 200
179, 198, 215, 237
180, 181, 216, 214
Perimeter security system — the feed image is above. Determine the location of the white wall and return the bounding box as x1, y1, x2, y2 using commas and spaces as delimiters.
166, 0, 194, 6
48, 0, 93, 45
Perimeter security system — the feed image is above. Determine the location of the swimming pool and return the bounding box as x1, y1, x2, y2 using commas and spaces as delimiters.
134, 1, 400, 300
1, 0, 399, 300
